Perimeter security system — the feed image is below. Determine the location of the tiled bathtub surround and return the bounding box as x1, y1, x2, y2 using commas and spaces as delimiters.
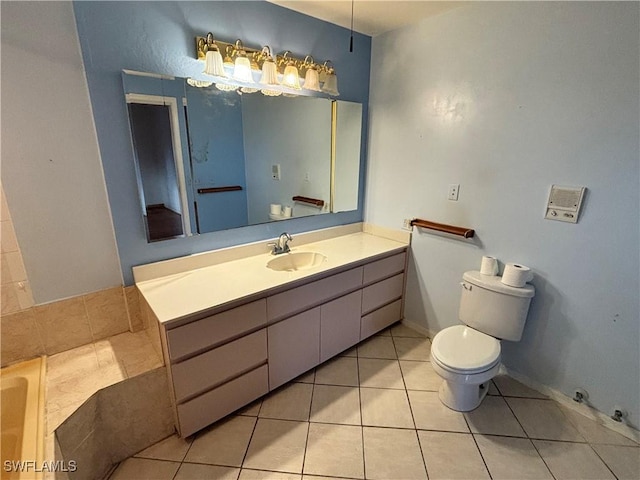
110, 325, 639, 480
1, 184, 35, 314
1, 284, 145, 366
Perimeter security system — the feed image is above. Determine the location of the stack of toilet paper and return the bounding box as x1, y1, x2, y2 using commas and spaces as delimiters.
479, 256, 533, 287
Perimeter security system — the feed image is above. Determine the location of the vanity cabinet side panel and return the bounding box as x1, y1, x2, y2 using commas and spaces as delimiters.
320, 290, 362, 362
267, 267, 363, 322
363, 251, 406, 285
166, 299, 266, 361
268, 307, 321, 389
361, 273, 404, 315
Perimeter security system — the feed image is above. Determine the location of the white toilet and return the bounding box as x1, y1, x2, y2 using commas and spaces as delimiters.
430, 270, 535, 411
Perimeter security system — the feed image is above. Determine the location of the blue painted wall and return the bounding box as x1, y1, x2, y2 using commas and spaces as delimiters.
73, 1, 371, 284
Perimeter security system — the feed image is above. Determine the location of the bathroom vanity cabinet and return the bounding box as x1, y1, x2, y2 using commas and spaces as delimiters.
158, 249, 408, 437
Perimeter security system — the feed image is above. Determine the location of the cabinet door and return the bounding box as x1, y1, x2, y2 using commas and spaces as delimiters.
320, 291, 362, 363
268, 308, 320, 389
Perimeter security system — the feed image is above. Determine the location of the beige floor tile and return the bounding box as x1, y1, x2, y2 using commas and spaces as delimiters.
487, 380, 500, 395
507, 398, 585, 441
47, 343, 100, 384
390, 323, 426, 338
475, 435, 553, 479
244, 419, 309, 473
109, 457, 180, 480
259, 383, 313, 421
408, 390, 469, 433
418, 431, 489, 480
592, 444, 640, 480
134, 434, 192, 462
175, 463, 240, 480
393, 337, 431, 361
339, 346, 357, 357
314, 356, 359, 386
310, 385, 361, 425
375, 326, 392, 336
399, 360, 441, 391
358, 358, 404, 389
493, 374, 547, 398
294, 369, 315, 383
185, 415, 256, 467
303, 423, 364, 479
357, 335, 397, 359
464, 396, 526, 437
237, 399, 263, 417
360, 387, 414, 428
363, 427, 427, 479
560, 406, 639, 446
534, 440, 616, 480
241, 469, 302, 479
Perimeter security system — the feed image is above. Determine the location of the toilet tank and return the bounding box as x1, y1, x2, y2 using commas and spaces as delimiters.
459, 270, 535, 341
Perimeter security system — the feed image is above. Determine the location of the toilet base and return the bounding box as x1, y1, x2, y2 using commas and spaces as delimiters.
438, 379, 490, 412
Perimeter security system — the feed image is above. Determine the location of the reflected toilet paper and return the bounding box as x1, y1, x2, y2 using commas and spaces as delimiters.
270, 204, 282, 215
480, 256, 499, 276
501, 263, 533, 287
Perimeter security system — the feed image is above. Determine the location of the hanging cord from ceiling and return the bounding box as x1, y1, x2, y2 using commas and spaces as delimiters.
349, 0, 354, 52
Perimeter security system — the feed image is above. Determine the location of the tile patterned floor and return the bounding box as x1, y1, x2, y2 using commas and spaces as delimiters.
110, 325, 639, 480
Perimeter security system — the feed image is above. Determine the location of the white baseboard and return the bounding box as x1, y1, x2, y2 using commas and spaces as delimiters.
502, 366, 640, 444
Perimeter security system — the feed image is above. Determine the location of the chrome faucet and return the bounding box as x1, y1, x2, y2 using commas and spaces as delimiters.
269, 232, 292, 255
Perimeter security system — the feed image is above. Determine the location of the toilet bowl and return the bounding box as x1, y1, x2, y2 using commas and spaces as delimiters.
430, 325, 501, 411
430, 270, 535, 411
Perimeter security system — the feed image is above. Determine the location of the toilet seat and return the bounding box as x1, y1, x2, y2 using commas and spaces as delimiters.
431, 325, 501, 374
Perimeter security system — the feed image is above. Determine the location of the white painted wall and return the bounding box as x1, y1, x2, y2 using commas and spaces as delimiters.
366, 2, 639, 428
1, 2, 122, 303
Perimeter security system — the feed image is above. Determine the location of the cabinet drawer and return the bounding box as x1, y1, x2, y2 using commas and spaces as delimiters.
361, 299, 402, 339
267, 267, 363, 322
268, 307, 320, 389
363, 252, 406, 285
320, 291, 362, 362
177, 364, 268, 437
167, 299, 266, 361
361, 273, 404, 315
172, 329, 267, 403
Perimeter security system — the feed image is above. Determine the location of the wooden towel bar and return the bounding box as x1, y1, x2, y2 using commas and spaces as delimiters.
410, 219, 475, 238
197, 185, 243, 194
292, 196, 325, 207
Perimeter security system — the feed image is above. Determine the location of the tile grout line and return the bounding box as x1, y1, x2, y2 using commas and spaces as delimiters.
356, 338, 367, 480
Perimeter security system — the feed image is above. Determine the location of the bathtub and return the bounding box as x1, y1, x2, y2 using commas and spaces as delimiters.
1, 357, 46, 480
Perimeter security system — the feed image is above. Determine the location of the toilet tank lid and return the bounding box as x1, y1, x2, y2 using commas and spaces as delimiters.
463, 271, 535, 298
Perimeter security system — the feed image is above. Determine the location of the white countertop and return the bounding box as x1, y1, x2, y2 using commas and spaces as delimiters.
136, 231, 408, 324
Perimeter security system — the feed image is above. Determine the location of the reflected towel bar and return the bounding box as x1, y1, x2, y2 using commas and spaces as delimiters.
292, 196, 325, 207
410, 219, 475, 238
197, 185, 243, 194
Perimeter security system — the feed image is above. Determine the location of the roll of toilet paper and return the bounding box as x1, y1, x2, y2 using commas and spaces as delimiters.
270, 204, 282, 215
480, 256, 499, 276
283, 206, 292, 217
501, 263, 533, 287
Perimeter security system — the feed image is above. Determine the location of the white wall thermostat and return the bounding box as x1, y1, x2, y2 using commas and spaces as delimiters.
545, 185, 586, 223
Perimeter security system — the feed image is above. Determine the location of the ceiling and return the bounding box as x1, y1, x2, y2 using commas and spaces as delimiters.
267, 1, 462, 37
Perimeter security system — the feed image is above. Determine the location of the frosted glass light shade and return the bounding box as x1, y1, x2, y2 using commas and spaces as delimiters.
321, 72, 339, 96
282, 63, 301, 90
233, 56, 254, 83
303, 66, 321, 91
203, 48, 226, 77
215, 82, 238, 92
260, 58, 279, 85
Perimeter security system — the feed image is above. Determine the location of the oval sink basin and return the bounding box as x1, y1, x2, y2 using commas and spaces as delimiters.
267, 252, 327, 272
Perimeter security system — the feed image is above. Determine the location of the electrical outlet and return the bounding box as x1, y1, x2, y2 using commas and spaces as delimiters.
448, 184, 460, 201
402, 218, 413, 231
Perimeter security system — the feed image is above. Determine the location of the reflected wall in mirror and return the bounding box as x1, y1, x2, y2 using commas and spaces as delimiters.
122, 71, 362, 242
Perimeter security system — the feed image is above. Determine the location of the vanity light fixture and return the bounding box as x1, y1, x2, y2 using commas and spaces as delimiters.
200, 33, 227, 78
196, 32, 339, 97
280, 52, 302, 90
320, 61, 339, 96
302, 56, 321, 91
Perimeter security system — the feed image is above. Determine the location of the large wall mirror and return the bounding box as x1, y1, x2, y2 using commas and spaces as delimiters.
122, 71, 362, 242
